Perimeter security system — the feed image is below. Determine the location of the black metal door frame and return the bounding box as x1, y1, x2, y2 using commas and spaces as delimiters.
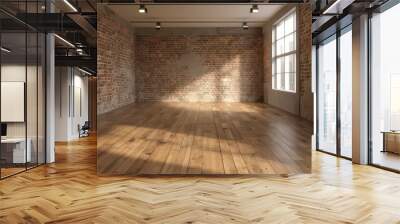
315, 23, 353, 161
0, 0, 48, 180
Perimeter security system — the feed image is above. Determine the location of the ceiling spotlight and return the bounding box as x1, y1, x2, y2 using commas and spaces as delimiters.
138, 4, 147, 14
155, 22, 161, 30
242, 22, 249, 30
1, 47, 11, 53
250, 5, 259, 13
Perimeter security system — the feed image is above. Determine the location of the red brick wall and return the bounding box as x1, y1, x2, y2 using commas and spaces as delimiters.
298, 4, 313, 121
97, 5, 135, 114
135, 28, 264, 102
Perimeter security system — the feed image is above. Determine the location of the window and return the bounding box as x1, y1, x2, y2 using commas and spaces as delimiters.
339, 28, 352, 158
272, 11, 297, 92
315, 25, 352, 158
370, 2, 400, 171
317, 35, 337, 155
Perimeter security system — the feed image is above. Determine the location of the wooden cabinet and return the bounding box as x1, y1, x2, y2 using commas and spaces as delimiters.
382, 132, 400, 154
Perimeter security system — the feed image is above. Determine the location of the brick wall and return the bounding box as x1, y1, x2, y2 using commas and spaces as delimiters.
135, 28, 264, 102
97, 5, 135, 114
298, 4, 313, 121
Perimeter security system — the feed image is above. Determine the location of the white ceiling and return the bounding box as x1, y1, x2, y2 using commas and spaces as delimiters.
106, 4, 285, 28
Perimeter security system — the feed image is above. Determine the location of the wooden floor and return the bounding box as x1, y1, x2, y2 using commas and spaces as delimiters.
1, 163, 44, 178
97, 103, 312, 175
1, 136, 400, 223
373, 151, 400, 171
0, 167, 26, 178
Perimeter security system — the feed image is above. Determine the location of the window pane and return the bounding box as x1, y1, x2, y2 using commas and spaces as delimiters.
1, 31, 28, 177
280, 72, 285, 89
277, 73, 282, 89
284, 33, 295, 53
289, 73, 296, 91
370, 3, 400, 171
340, 28, 352, 158
285, 54, 296, 73
317, 37, 337, 154
27, 31, 38, 169
285, 14, 294, 35
272, 11, 297, 93
277, 39, 284, 55
285, 73, 290, 91
277, 22, 284, 39
277, 57, 284, 74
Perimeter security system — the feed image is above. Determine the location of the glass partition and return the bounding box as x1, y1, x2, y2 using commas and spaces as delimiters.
27, 31, 38, 169
317, 35, 337, 154
339, 27, 352, 158
1, 31, 28, 177
316, 24, 353, 159
38, 32, 45, 165
0, 1, 46, 179
370, 3, 400, 171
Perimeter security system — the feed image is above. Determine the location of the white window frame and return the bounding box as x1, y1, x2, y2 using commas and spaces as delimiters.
272, 10, 297, 93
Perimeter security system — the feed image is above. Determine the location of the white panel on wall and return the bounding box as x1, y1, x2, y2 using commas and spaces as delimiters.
1, 82, 25, 122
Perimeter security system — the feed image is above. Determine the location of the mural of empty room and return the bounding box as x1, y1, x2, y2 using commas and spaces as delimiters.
96, 3, 313, 175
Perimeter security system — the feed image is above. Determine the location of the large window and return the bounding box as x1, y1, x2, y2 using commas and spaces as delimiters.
370, 2, 400, 171
317, 36, 337, 154
339, 27, 352, 158
316, 25, 352, 158
272, 11, 297, 93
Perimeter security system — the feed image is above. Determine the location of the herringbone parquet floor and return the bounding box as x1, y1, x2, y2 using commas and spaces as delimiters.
1, 136, 400, 223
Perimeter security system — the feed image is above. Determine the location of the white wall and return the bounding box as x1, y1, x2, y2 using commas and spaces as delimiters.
55, 67, 70, 141
71, 73, 89, 138
1, 65, 27, 140
1, 64, 39, 137
55, 67, 89, 141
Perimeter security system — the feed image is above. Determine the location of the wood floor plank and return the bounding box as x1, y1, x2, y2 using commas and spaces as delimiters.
97, 102, 312, 175
187, 125, 205, 175
224, 128, 249, 174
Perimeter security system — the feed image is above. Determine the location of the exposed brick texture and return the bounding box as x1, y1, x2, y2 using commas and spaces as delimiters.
97, 5, 135, 114
135, 28, 264, 102
97, 5, 311, 117
298, 4, 313, 121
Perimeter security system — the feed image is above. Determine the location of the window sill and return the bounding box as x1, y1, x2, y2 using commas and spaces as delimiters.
271, 89, 297, 94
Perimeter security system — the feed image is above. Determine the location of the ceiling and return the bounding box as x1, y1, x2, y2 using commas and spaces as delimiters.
106, 4, 285, 27
1, 32, 45, 63
52, 0, 97, 13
